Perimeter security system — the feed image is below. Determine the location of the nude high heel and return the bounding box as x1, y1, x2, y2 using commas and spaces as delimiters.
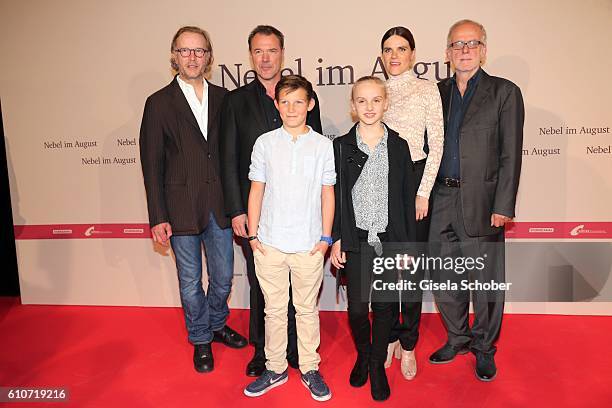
384, 340, 399, 368
394, 341, 402, 360
400, 348, 417, 380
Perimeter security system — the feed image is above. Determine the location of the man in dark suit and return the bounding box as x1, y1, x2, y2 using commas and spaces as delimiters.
140, 26, 247, 374
219, 25, 322, 377
428, 19, 524, 381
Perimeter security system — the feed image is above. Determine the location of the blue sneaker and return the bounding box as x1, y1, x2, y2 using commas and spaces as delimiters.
301, 370, 331, 401
244, 369, 288, 397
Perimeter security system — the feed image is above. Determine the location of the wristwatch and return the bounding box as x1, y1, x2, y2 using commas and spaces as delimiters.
320, 236, 333, 245
247, 236, 258, 241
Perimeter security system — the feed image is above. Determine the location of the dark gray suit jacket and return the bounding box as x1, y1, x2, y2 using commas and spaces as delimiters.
139, 76, 229, 235
438, 70, 524, 237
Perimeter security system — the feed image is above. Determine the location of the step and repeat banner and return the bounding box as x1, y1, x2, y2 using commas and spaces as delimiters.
2, 0, 611, 314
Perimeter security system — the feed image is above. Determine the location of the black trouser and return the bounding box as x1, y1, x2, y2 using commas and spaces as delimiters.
239, 237, 298, 355
346, 230, 395, 363
428, 183, 505, 355
388, 159, 426, 350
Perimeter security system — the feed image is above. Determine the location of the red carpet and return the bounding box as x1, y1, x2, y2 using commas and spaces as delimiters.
0, 297, 610, 407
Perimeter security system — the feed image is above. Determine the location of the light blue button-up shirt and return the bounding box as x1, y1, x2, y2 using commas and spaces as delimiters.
249, 126, 336, 253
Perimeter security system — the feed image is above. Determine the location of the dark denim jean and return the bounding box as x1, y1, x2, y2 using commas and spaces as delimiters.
170, 212, 234, 345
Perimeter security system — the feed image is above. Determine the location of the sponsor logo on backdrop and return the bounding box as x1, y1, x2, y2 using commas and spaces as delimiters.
84, 226, 112, 237
123, 228, 145, 234
52, 229, 73, 235
569, 224, 607, 236
528, 227, 555, 233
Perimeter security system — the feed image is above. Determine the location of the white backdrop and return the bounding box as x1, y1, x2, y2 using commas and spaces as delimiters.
1, 0, 611, 314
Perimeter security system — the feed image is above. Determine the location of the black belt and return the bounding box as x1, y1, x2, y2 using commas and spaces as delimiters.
437, 177, 460, 187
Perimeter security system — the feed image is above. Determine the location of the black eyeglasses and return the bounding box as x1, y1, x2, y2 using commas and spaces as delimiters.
448, 40, 484, 50
174, 48, 210, 58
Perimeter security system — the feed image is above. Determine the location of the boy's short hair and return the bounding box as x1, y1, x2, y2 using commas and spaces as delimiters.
351, 76, 387, 100
274, 75, 314, 102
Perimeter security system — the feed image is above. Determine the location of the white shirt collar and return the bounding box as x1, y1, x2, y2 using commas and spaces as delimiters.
176, 75, 208, 95
280, 125, 312, 142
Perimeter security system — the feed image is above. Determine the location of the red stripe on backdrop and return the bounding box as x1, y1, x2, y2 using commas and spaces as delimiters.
504, 221, 612, 239
13, 224, 151, 239
12, 222, 612, 240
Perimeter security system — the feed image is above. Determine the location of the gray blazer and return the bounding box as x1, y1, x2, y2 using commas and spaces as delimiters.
437, 69, 524, 237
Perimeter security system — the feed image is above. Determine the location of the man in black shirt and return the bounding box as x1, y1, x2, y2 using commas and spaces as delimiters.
219, 25, 322, 377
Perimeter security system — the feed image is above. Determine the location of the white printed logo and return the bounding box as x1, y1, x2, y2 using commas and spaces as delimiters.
269, 375, 284, 385
570, 225, 584, 236
569, 224, 606, 237
84, 226, 113, 237
123, 228, 144, 234
529, 227, 555, 233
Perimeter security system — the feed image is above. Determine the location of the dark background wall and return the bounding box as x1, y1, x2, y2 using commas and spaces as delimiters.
0, 100, 20, 296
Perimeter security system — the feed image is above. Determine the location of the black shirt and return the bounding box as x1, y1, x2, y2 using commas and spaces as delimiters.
439, 68, 483, 180
254, 79, 282, 130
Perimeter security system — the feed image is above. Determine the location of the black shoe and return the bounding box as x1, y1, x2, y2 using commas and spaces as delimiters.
213, 325, 248, 349
428, 343, 469, 364
369, 360, 390, 401
246, 348, 266, 377
287, 348, 299, 369
349, 353, 369, 387
475, 352, 497, 381
193, 343, 214, 373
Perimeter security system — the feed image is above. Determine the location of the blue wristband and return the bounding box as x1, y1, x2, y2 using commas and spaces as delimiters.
320, 236, 333, 245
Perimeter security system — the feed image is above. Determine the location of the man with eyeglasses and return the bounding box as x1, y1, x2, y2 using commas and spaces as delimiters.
219, 25, 322, 377
140, 26, 247, 374
428, 19, 524, 381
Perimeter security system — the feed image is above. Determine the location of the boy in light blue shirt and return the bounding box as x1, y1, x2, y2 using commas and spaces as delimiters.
243, 75, 335, 402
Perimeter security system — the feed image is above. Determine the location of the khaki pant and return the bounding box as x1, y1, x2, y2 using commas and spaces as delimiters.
254, 243, 324, 374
